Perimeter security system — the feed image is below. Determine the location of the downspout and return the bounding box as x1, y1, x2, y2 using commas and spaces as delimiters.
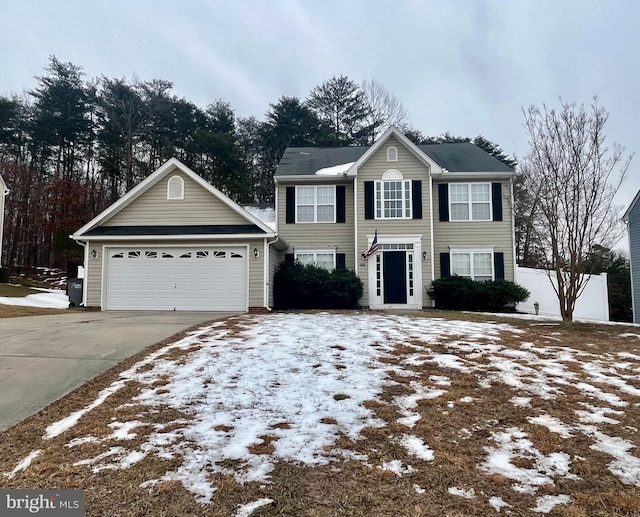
354, 177, 359, 276
428, 170, 435, 285
75, 239, 88, 307
263, 236, 278, 311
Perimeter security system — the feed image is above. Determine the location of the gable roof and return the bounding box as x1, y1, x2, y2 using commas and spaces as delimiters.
418, 143, 514, 173
274, 129, 515, 178
73, 158, 276, 239
623, 189, 640, 222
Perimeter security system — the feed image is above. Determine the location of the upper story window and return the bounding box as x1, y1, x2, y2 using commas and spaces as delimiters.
450, 249, 494, 281
295, 250, 336, 270
375, 170, 411, 219
296, 185, 335, 223
449, 183, 491, 221
386, 146, 398, 162
167, 175, 184, 200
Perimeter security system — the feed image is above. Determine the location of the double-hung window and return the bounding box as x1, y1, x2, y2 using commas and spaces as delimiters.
375, 179, 412, 219
295, 251, 336, 270
450, 250, 494, 281
449, 183, 491, 221
296, 186, 335, 223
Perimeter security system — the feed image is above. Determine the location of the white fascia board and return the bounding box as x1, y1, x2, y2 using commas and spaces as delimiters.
352, 126, 442, 175
274, 175, 353, 183
73, 158, 182, 236
73, 158, 275, 237
72, 233, 276, 242
623, 189, 640, 222
433, 171, 516, 180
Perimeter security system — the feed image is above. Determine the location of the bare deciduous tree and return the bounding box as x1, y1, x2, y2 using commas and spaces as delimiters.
522, 98, 632, 322
361, 78, 409, 141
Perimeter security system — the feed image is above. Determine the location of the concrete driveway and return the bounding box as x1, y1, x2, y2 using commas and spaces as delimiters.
0, 311, 237, 432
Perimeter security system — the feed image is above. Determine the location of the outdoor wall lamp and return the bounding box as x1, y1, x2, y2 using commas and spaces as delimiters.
422, 251, 428, 261
253, 248, 259, 258
91, 249, 98, 259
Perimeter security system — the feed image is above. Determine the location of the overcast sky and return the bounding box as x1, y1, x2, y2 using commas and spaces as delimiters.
1, 0, 638, 246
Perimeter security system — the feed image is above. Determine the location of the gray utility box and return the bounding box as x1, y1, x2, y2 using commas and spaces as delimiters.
67, 278, 83, 308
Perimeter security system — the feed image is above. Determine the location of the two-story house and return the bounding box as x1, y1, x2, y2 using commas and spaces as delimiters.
274, 126, 516, 309
623, 190, 640, 323
72, 127, 515, 312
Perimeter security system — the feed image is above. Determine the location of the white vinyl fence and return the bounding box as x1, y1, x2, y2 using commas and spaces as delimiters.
515, 266, 609, 322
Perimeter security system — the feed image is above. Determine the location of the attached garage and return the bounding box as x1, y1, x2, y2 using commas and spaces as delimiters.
72, 158, 285, 312
104, 246, 247, 311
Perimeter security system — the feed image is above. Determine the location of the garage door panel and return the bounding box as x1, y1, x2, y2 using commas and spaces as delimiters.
105, 247, 247, 311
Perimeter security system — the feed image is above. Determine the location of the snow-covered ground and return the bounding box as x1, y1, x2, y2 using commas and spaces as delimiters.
0, 288, 68, 308
7, 312, 640, 514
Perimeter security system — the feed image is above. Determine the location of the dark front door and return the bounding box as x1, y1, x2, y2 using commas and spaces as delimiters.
383, 251, 407, 304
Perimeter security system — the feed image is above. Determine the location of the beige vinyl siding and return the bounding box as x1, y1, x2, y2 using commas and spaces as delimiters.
85, 239, 267, 309
277, 180, 355, 269
86, 243, 104, 307
432, 179, 515, 281
106, 170, 249, 226
356, 136, 432, 306
247, 239, 266, 308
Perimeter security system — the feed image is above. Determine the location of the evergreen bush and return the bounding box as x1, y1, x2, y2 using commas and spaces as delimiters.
273, 262, 363, 310
427, 275, 529, 311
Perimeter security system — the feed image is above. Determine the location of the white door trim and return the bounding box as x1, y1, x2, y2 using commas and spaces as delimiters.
367, 234, 423, 309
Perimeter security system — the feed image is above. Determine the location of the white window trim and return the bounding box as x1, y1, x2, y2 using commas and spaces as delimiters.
375, 176, 412, 220
167, 175, 184, 200
449, 247, 495, 281
386, 146, 398, 162
294, 249, 337, 270
448, 182, 492, 222
295, 185, 336, 223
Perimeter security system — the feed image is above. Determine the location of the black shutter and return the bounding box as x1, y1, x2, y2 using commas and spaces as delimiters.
412, 180, 422, 220
492, 182, 503, 222
440, 253, 450, 277
285, 253, 294, 264
364, 181, 374, 220
494, 252, 505, 279
336, 253, 346, 270
336, 185, 346, 223
286, 187, 295, 224
438, 184, 449, 221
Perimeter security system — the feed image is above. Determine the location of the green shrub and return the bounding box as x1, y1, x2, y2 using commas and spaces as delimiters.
273, 262, 363, 310
427, 275, 529, 311
427, 275, 477, 310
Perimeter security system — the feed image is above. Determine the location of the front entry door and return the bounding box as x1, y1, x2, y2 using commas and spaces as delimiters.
383, 251, 407, 304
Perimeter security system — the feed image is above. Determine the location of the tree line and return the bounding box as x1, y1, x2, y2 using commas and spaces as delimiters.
0, 58, 423, 267
0, 58, 632, 321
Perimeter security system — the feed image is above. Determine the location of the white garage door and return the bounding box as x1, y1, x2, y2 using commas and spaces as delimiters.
105, 246, 247, 311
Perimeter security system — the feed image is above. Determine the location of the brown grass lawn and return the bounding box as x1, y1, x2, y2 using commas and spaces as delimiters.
0, 311, 639, 517
0, 305, 71, 318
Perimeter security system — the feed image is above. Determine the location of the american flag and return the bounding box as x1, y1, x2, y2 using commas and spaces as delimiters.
361, 229, 379, 258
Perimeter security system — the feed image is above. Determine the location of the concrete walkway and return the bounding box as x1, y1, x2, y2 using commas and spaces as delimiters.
0, 311, 236, 432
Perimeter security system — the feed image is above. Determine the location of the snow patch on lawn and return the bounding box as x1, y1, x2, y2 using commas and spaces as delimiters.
4, 450, 41, 479
17, 311, 640, 507
532, 494, 571, 513
480, 427, 579, 494
0, 289, 68, 308
448, 486, 475, 498
233, 498, 274, 517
